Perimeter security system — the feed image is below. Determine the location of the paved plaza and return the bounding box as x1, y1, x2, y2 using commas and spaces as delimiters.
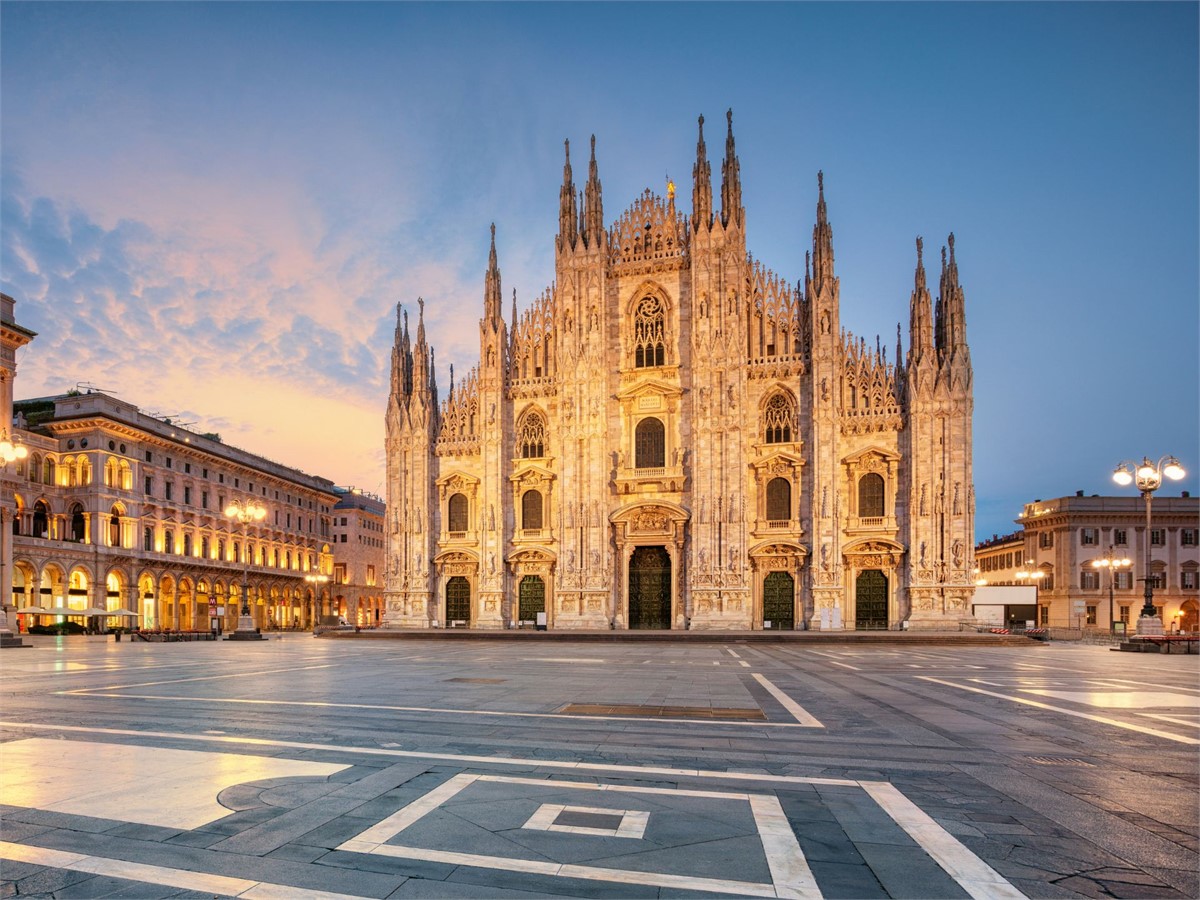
0, 636, 1196, 899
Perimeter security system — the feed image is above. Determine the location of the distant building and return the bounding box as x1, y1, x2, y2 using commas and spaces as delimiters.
973, 531, 1037, 628
9, 389, 338, 632
330, 487, 386, 626
1008, 492, 1198, 631
385, 114, 976, 631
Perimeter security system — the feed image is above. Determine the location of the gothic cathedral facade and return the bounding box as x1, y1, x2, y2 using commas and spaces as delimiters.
384, 113, 975, 631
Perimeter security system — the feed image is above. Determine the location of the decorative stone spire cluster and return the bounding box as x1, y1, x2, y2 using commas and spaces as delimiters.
558, 140, 578, 252
582, 135, 604, 248
907, 236, 934, 374
388, 298, 438, 425
558, 136, 606, 253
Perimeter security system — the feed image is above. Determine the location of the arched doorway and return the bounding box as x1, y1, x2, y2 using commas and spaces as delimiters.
518, 575, 545, 626
446, 576, 471, 627
628, 546, 671, 629
1181, 599, 1198, 633
763, 572, 795, 630
855, 570, 888, 630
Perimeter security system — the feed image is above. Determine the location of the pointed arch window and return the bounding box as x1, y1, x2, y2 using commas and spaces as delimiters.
522, 490, 543, 531
764, 392, 796, 444
517, 411, 547, 459
766, 478, 792, 522
858, 473, 885, 518
633, 296, 666, 368
448, 492, 469, 532
635, 417, 665, 468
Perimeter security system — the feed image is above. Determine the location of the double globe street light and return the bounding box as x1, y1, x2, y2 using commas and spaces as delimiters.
1091, 547, 1132, 635
1112, 456, 1186, 635
224, 497, 267, 641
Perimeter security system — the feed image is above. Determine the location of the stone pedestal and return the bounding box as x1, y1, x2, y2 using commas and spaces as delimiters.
1135, 615, 1165, 637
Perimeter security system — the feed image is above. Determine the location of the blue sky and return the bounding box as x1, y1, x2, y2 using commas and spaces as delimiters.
2, 2, 1197, 541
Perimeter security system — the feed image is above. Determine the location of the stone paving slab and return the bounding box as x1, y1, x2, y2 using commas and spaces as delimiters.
1, 636, 1196, 898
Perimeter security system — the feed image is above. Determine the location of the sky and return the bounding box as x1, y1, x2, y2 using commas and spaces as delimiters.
2, 2, 1197, 542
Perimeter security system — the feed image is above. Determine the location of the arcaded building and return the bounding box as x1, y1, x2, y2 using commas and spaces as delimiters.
384, 113, 975, 631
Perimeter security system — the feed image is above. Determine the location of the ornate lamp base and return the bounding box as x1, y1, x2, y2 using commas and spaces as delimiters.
225, 613, 265, 641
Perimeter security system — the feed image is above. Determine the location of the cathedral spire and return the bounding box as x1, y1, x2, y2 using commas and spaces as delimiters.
484, 223, 502, 325
719, 108, 743, 229
811, 171, 835, 288
558, 139, 578, 252
692, 114, 713, 232
582, 134, 604, 248
389, 302, 409, 402
936, 233, 970, 373
908, 236, 934, 370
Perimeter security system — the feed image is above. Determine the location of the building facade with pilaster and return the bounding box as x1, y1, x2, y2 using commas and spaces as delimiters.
9, 390, 338, 632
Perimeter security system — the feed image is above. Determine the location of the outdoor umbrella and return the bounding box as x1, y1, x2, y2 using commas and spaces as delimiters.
81, 607, 110, 616
17, 606, 48, 614
108, 608, 141, 617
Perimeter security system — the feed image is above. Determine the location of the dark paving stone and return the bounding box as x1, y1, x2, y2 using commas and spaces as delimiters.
163, 830, 228, 848
446, 864, 660, 899
319, 848, 459, 881
854, 841, 970, 899
388, 877, 558, 899
103, 821, 183, 841
807, 859, 889, 899
14, 867, 96, 896
0, 820, 54, 842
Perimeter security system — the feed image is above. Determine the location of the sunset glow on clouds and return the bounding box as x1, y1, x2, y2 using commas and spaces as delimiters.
2, 2, 1196, 535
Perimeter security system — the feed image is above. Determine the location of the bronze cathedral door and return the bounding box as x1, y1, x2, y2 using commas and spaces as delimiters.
763, 571, 795, 630
855, 570, 888, 630
628, 546, 672, 629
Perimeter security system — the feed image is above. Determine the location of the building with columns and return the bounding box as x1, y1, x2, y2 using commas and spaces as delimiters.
1011, 492, 1198, 632
9, 389, 339, 632
384, 113, 976, 631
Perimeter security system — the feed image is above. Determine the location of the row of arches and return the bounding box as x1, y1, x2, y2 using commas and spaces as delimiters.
7, 561, 366, 631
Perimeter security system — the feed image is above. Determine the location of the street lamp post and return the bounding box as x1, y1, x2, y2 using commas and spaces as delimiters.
224, 498, 267, 641
0, 432, 29, 648
305, 572, 329, 630
1015, 560, 1045, 628
1112, 456, 1186, 636
1092, 546, 1132, 636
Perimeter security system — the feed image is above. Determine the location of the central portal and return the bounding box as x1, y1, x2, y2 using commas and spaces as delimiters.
628, 545, 672, 629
